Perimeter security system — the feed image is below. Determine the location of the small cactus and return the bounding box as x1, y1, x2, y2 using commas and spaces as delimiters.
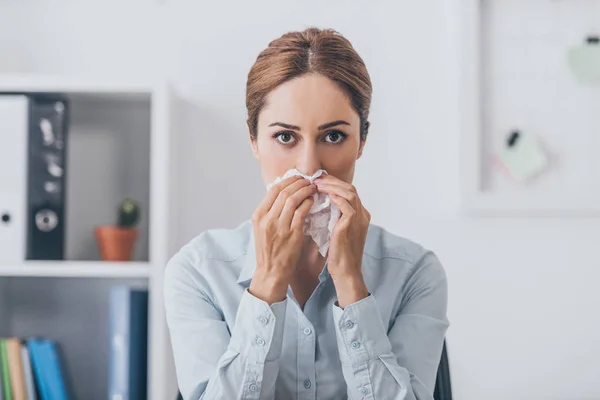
117, 198, 140, 228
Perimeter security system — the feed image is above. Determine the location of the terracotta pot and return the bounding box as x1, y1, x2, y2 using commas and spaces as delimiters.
95, 226, 138, 261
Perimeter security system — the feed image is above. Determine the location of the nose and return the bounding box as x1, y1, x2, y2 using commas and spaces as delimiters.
296, 142, 321, 177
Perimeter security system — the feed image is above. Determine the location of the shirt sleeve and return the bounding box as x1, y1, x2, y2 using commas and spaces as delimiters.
332, 250, 449, 400
164, 250, 287, 400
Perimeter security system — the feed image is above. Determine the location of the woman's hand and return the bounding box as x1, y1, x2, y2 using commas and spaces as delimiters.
314, 175, 370, 308
249, 175, 316, 305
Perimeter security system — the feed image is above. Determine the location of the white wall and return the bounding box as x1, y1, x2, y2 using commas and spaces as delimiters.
2, 1, 599, 399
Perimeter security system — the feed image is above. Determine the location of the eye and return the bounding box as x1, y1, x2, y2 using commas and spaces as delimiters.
272, 130, 297, 145
324, 130, 347, 144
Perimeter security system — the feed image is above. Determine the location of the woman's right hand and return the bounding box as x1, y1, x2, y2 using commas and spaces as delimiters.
249, 175, 316, 305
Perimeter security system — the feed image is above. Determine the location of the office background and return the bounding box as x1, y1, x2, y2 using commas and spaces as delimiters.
1, 1, 599, 399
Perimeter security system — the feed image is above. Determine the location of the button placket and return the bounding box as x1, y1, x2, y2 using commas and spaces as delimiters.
296, 307, 316, 398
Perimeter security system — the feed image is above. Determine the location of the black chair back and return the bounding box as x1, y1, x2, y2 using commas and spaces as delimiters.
434, 339, 453, 400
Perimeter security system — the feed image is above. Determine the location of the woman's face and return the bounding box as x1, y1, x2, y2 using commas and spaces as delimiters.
251, 74, 365, 185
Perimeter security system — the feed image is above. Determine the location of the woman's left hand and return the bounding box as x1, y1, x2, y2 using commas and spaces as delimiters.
314, 175, 371, 308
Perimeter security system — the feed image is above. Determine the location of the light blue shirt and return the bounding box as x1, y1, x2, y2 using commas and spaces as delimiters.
164, 220, 449, 400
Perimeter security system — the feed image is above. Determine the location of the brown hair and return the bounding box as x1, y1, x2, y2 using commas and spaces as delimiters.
246, 27, 372, 140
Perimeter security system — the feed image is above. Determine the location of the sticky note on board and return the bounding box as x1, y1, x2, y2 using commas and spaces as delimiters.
568, 36, 600, 84
496, 131, 549, 182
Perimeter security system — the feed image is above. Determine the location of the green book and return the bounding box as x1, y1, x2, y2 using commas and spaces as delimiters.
0, 340, 12, 400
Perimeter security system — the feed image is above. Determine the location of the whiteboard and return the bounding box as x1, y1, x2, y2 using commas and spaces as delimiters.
460, 0, 600, 216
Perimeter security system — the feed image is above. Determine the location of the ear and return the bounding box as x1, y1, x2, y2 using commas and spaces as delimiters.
251, 137, 259, 160
357, 138, 366, 160
248, 119, 260, 160
356, 121, 369, 160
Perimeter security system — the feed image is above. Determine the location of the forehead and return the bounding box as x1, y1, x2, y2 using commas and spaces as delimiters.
259, 74, 359, 128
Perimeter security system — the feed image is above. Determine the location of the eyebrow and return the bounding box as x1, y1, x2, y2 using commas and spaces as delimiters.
268, 120, 350, 131
318, 120, 350, 130
268, 122, 301, 130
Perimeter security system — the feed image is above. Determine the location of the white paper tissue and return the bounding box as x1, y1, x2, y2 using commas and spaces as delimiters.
266, 169, 339, 256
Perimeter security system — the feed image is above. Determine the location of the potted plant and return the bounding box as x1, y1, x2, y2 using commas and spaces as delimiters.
95, 198, 140, 262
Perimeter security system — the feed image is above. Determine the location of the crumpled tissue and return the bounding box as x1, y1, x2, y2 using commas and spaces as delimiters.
266, 168, 339, 256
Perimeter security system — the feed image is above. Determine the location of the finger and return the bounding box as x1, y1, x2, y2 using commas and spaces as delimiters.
329, 194, 356, 222
313, 174, 353, 190
314, 182, 359, 208
255, 175, 305, 218
267, 177, 311, 219
280, 184, 317, 227
291, 195, 315, 231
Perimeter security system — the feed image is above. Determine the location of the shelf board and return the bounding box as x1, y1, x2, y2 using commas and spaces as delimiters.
0, 261, 150, 278
0, 73, 162, 95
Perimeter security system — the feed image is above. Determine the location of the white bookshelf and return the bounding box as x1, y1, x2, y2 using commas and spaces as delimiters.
0, 73, 178, 400
459, 0, 600, 217
0, 261, 151, 278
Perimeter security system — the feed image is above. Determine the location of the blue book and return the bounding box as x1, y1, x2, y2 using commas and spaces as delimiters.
108, 287, 148, 400
27, 340, 70, 400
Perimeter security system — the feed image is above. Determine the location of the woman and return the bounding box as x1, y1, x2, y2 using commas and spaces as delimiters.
164, 27, 449, 400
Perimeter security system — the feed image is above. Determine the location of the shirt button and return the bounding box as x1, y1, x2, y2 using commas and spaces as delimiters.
303, 327, 312, 335
303, 379, 312, 389
351, 341, 361, 349
345, 320, 355, 329
256, 337, 266, 347
258, 316, 268, 325
249, 383, 259, 392
360, 386, 369, 395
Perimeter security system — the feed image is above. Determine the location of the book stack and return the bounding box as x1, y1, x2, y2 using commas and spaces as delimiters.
0, 338, 70, 400
0, 286, 149, 400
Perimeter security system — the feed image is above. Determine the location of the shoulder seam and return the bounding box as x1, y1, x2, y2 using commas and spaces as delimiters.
400, 249, 434, 291
175, 246, 224, 318
184, 233, 248, 262
202, 251, 248, 263
363, 249, 416, 264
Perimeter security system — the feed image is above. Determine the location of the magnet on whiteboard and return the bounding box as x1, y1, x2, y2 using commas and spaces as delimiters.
568, 35, 600, 84
495, 130, 549, 182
